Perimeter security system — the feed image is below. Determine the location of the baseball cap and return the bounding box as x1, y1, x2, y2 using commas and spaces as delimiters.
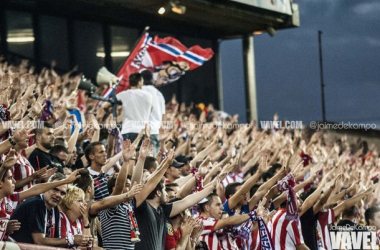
175, 155, 192, 164
171, 160, 185, 168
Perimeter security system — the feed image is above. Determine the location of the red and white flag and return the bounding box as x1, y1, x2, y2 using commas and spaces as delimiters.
113, 32, 214, 94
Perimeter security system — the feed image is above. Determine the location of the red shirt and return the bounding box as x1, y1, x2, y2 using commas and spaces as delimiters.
165, 220, 182, 250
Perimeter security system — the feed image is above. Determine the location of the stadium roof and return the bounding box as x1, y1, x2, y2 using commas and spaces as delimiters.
7, 0, 299, 39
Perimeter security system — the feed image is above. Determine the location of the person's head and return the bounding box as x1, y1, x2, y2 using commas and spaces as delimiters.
166, 187, 176, 202
49, 145, 69, 165
147, 182, 166, 205
85, 142, 107, 167
74, 169, 94, 199
141, 70, 154, 86
176, 155, 192, 176
199, 193, 223, 219
129, 73, 143, 88
165, 182, 180, 194
225, 182, 248, 206
365, 207, 380, 230
342, 206, 358, 220
107, 173, 131, 194
35, 122, 55, 150
165, 160, 184, 181
0, 169, 16, 195
144, 156, 158, 174
68, 148, 78, 166
43, 173, 67, 210
54, 137, 68, 148
190, 144, 197, 158
60, 185, 85, 219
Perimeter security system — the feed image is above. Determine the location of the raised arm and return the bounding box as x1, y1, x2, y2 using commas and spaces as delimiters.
249, 163, 287, 210
112, 140, 135, 195
313, 174, 342, 214
19, 169, 82, 201
131, 138, 152, 185
333, 187, 374, 217
170, 177, 220, 217
189, 138, 217, 168
89, 183, 143, 216
66, 116, 80, 162
229, 156, 269, 210
135, 150, 175, 207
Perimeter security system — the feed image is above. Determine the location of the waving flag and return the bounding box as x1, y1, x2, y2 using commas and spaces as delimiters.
114, 32, 214, 94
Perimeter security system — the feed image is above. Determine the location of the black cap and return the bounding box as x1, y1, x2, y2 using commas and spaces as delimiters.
175, 155, 192, 164
171, 160, 185, 168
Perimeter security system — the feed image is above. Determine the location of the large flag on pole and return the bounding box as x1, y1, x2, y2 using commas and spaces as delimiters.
114, 32, 214, 94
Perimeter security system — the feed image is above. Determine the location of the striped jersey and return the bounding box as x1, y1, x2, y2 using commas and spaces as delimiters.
59, 211, 84, 238
12, 152, 35, 192
269, 208, 304, 250
222, 173, 243, 188
99, 199, 136, 250
199, 216, 222, 250
316, 209, 335, 250
0, 193, 20, 240
88, 168, 109, 201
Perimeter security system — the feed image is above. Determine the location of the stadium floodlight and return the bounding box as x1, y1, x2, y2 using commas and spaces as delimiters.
158, 7, 166, 15
170, 1, 186, 15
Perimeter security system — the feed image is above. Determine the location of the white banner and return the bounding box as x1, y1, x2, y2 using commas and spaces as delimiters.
230, 0, 292, 15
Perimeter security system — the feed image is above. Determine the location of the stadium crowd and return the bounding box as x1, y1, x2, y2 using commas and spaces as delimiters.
0, 58, 380, 250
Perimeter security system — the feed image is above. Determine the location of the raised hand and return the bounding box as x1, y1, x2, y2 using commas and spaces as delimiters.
1, 149, 17, 169
127, 182, 143, 199
32, 166, 48, 180
139, 138, 153, 158
258, 154, 270, 174
65, 168, 84, 183
122, 140, 136, 161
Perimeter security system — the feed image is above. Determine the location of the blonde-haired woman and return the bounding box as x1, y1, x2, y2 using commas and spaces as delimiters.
60, 185, 93, 249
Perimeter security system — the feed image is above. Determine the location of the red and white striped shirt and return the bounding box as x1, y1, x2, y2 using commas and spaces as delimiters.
11, 152, 35, 192
316, 209, 335, 250
222, 173, 243, 188
218, 231, 239, 250
249, 228, 260, 250
199, 216, 222, 250
60, 212, 84, 239
0, 193, 20, 240
269, 208, 304, 250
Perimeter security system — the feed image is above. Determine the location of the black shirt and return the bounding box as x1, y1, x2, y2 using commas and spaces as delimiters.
10, 195, 61, 243
300, 207, 318, 250
28, 148, 64, 173
135, 201, 173, 250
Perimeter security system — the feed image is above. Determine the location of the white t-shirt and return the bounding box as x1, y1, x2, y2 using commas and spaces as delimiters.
116, 89, 153, 134
142, 85, 166, 135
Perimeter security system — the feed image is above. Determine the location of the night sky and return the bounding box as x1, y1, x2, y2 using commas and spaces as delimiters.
221, 0, 380, 126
